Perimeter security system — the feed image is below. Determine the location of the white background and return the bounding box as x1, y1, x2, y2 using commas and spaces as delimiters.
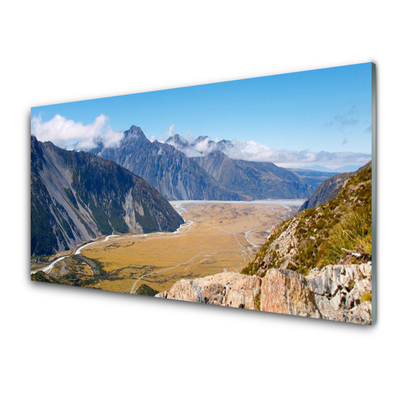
1, 1, 398, 399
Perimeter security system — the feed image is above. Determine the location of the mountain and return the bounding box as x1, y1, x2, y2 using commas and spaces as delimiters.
243, 163, 372, 276
165, 133, 233, 157
193, 150, 316, 199
288, 168, 337, 188
299, 161, 371, 212
94, 127, 342, 200
165, 134, 189, 149
31, 136, 184, 256
94, 126, 245, 201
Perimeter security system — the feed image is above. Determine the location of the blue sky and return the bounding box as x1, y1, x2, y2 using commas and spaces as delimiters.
31, 63, 372, 169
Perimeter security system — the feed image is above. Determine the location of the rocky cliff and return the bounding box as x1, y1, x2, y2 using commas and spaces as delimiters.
156, 272, 261, 309
31, 136, 183, 256
156, 263, 372, 324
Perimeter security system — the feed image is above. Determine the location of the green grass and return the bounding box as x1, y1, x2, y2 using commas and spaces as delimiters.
242, 166, 372, 276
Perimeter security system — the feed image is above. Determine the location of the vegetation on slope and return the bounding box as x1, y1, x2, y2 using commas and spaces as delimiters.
242, 165, 372, 276
136, 284, 159, 296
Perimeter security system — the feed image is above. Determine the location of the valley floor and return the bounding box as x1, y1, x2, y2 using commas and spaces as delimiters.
31, 200, 303, 295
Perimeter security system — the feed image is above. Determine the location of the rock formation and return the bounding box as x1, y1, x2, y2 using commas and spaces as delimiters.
260, 263, 372, 324
156, 272, 261, 310
156, 263, 372, 324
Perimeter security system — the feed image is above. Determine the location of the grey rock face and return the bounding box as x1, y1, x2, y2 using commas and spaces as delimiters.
260, 263, 372, 324
156, 272, 261, 310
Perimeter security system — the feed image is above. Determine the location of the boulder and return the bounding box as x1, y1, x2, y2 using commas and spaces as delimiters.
158, 272, 261, 310
260, 268, 321, 319
259, 263, 372, 324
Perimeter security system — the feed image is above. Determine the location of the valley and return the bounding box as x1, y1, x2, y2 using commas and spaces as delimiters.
31, 200, 303, 294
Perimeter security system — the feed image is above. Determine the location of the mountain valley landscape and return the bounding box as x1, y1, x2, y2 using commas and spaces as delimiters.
31, 63, 374, 324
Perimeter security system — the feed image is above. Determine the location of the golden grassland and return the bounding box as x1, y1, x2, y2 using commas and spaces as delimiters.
33, 202, 298, 294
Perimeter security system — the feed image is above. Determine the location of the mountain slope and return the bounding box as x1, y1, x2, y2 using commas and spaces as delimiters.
242, 163, 372, 276
95, 126, 245, 201
31, 136, 184, 256
299, 161, 371, 212
193, 150, 316, 199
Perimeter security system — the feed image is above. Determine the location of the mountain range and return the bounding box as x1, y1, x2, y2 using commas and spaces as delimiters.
165, 133, 234, 157
94, 126, 244, 201
93, 126, 333, 200
31, 136, 183, 256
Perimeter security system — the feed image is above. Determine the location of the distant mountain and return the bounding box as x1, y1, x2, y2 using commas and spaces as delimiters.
166, 134, 189, 149
193, 150, 318, 199
93, 127, 344, 201
95, 126, 245, 201
299, 161, 372, 212
31, 136, 184, 256
287, 168, 337, 188
165, 133, 233, 157
300, 164, 364, 173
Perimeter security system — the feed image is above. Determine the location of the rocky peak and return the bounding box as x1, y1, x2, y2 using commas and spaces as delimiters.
124, 125, 147, 141
192, 135, 211, 145
166, 134, 189, 147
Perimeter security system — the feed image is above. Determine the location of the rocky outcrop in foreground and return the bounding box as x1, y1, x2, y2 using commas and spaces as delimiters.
156, 272, 261, 310
261, 263, 372, 324
156, 262, 372, 324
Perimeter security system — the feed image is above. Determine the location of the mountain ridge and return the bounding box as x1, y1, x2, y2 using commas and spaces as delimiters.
193, 150, 316, 199
94, 126, 245, 201
94, 126, 332, 200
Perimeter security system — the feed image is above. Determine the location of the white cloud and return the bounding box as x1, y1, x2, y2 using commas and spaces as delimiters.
192, 137, 214, 153
223, 141, 370, 170
173, 135, 370, 170
166, 124, 175, 138
31, 114, 124, 150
